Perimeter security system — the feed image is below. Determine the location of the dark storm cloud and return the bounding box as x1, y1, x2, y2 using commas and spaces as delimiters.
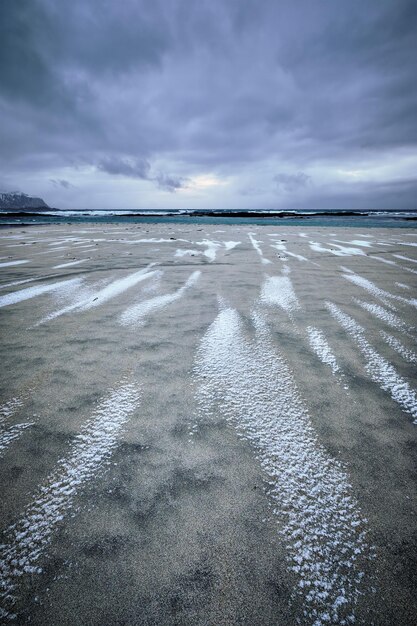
97, 157, 151, 180
0, 0, 416, 206
96, 156, 185, 192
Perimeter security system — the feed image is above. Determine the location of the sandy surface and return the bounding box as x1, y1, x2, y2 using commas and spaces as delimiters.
0, 223, 416, 625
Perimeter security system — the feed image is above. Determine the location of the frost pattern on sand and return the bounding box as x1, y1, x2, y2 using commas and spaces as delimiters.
0, 278, 37, 291
195, 240, 221, 262
0, 382, 140, 620
0, 278, 83, 309
260, 275, 300, 313
353, 299, 410, 333
309, 242, 365, 257
393, 253, 417, 265
372, 255, 417, 275
326, 303, 417, 423
52, 259, 86, 269
332, 239, 373, 248
175, 249, 199, 258
0, 423, 33, 457
286, 250, 309, 262
307, 327, 341, 375
380, 331, 417, 364
120, 271, 200, 326
0, 260, 29, 268
194, 307, 371, 625
38, 266, 156, 324
248, 233, 272, 264
343, 271, 417, 308
0, 398, 24, 425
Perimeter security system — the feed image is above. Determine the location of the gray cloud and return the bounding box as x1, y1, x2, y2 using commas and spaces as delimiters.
50, 179, 74, 189
0, 0, 416, 208
97, 156, 151, 180
95, 156, 185, 192
154, 173, 186, 192
274, 172, 311, 193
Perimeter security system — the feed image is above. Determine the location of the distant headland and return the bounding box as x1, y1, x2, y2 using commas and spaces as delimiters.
0, 191, 49, 210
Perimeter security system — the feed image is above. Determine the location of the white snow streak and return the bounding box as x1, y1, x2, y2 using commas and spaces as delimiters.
0, 278, 83, 309
53, 259, 86, 269
0, 398, 24, 425
343, 271, 417, 308
260, 275, 300, 314
307, 327, 341, 375
0, 278, 37, 291
194, 307, 371, 625
353, 299, 411, 333
0, 260, 29, 268
38, 266, 157, 324
0, 382, 140, 620
393, 254, 417, 264
248, 234, 272, 264
120, 271, 200, 326
175, 249, 199, 258
372, 255, 417, 275
326, 302, 417, 423
0, 423, 33, 457
380, 331, 417, 364
309, 242, 365, 257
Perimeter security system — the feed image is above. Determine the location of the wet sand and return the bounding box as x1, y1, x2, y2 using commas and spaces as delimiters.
0, 223, 416, 625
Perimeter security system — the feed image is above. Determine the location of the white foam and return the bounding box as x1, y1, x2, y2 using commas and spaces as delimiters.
260, 275, 300, 313
0, 260, 29, 268
395, 282, 410, 291
326, 302, 417, 423
52, 260, 86, 269
380, 331, 417, 364
194, 307, 371, 625
0, 278, 83, 309
0, 381, 140, 620
307, 327, 341, 375
120, 271, 200, 326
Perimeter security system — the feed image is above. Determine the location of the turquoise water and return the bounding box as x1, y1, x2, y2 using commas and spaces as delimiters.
0, 210, 416, 228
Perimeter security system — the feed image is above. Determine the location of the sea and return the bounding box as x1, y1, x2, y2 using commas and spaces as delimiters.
0, 208, 416, 228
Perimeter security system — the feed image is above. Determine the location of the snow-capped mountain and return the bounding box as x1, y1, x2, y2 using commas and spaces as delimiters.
0, 191, 49, 210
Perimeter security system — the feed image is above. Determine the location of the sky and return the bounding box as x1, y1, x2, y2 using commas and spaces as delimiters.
0, 0, 416, 210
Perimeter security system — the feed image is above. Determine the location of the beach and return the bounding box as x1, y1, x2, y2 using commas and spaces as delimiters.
0, 223, 416, 625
